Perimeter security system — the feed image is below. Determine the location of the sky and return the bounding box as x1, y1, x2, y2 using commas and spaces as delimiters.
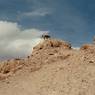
0, 0, 95, 59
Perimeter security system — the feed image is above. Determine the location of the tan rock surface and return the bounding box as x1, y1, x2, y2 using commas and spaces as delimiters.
0, 39, 95, 95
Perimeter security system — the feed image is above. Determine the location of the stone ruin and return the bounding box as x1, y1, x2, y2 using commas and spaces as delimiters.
41, 33, 51, 40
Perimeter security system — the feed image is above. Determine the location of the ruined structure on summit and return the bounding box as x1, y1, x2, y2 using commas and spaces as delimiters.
41, 33, 51, 40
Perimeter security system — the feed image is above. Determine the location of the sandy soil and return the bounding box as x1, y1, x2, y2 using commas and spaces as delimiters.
0, 39, 95, 95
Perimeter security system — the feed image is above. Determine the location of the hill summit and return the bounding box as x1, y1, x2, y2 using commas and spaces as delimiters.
0, 38, 95, 95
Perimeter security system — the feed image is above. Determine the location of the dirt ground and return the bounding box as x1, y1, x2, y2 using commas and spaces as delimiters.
0, 39, 95, 95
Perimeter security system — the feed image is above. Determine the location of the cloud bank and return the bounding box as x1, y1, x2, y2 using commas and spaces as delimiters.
22, 8, 51, 17
0, 21, 44, 59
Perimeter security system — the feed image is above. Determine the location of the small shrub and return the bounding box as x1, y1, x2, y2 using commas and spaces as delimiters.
80, 44, 91, 50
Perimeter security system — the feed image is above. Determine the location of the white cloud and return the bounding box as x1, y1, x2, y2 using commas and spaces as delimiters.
72, 47, 80, 50
0, 21, 45, 59
0, 21, 19, 39
21, 8, 51, 17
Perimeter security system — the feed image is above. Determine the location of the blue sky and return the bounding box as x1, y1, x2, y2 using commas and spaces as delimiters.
0, 0, 95, 46
0, 0, 95, 58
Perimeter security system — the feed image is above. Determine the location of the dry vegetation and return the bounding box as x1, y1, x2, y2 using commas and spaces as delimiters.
33, 39, 71, 50
80, 44, 95, 50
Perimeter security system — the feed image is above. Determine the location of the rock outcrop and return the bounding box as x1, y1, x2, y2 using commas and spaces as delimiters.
0, 39, 71, 80
33, 39, 71, 50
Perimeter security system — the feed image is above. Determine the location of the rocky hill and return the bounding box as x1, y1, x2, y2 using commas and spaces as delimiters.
0, 39, 95, 95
